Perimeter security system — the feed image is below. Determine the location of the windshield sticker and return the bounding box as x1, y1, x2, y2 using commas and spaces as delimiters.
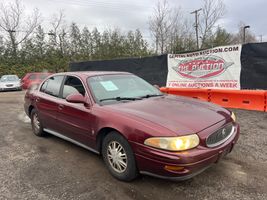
100, 81, 119, 91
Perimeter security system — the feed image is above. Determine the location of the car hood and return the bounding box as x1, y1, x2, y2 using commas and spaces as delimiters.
0, 81, 20, 85
105, 95, 230, 135
1, 80, 20, 83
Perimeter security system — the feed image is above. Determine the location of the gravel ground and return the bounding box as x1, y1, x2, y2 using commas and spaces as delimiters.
0, 91, 266, 200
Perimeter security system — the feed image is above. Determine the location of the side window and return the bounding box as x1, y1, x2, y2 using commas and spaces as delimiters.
40, 76, 64, 97
40, 74, 49, 80
62, 76, 85, 99
29, 74, 37, 80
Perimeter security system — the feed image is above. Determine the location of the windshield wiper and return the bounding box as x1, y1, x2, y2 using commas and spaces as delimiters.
139, 94, 164, 99
99, 96, 142, 102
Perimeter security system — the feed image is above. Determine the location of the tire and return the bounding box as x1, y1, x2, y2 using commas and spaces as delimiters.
102, 131, 138, 181
30, 109, 46, 137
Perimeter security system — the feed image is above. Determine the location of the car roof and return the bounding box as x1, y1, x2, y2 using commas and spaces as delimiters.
1, 74, 19, 77
1, 74, 18, 76
26, 72, 52, 75
54, 71, 132, 78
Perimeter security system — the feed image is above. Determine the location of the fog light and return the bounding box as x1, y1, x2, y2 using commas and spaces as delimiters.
164, 165, 184, 172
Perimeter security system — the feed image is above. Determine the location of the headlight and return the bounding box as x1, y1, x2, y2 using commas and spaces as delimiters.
144, 134, 200, 151
231, 112, 236, 122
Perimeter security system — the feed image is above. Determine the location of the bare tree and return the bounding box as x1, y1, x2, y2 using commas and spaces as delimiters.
48, 10, 68, 56
49, 10, 64, 44
149, 0, 175, 54
172, 18, 196, 52
149, 0, 193, 54
199, 0, 226, 48
0, 0, 40, 57
168, 7, 184, 53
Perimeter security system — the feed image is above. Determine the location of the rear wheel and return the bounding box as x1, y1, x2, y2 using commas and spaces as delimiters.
102, 131, 138, 181
30, 109, 46, 137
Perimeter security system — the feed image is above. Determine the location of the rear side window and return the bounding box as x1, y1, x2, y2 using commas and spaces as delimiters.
39, 74, 49, 80
62, 76, 85, 99
29, 74, 37, 80
40, 76, 64, 97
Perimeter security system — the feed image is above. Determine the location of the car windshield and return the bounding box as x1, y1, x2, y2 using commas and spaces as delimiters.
87, 74, 162, 104
0, 75, 19, 82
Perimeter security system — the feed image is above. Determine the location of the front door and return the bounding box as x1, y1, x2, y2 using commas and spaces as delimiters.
55, 75, 96, 148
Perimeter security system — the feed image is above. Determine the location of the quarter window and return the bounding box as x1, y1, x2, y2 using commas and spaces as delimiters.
40, 76, 64, 97
40, 80, 48, 92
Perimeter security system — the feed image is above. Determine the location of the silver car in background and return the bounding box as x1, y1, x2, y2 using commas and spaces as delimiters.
0, 75, 21, 91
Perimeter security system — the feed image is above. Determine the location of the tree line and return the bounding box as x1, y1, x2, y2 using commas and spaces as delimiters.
0, 0, 257, 77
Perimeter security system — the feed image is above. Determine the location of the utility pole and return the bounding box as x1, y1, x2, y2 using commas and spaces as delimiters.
259, 35, 263, 42
191, 8, 202, 49
243, 25, 250, 44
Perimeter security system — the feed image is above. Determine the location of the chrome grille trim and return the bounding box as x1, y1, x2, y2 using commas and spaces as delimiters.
206, 123, 235, 148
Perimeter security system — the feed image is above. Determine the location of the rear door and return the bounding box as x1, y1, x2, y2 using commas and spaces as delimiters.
36, 75, 64, 132
55, 75, 96, 148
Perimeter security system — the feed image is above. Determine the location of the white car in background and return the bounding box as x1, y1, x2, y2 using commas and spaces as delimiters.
0, 75, 21, 91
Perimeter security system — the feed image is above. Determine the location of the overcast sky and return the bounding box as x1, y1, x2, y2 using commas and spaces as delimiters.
2, 0, 267, 42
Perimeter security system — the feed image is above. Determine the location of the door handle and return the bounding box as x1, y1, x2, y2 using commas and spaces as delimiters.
58, 104, 64, 110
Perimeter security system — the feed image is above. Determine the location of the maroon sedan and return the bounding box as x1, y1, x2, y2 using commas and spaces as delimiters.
24, 71, 239, 181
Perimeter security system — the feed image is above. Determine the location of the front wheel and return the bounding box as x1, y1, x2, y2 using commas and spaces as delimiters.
30, 109, 46, 137
102, 131, 138, 181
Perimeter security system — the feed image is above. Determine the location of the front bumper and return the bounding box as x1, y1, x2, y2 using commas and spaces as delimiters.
131, 123, 240, 181
0, 85, 21, 91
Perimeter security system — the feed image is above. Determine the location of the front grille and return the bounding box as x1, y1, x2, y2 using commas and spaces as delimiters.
6, 84, 13, 87
206, 123, 234, 147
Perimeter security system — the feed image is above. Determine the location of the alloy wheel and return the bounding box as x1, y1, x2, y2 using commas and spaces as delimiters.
107, 141, 128, 173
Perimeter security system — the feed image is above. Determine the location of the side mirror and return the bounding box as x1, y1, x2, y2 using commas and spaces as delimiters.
66, 93, 87, 104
